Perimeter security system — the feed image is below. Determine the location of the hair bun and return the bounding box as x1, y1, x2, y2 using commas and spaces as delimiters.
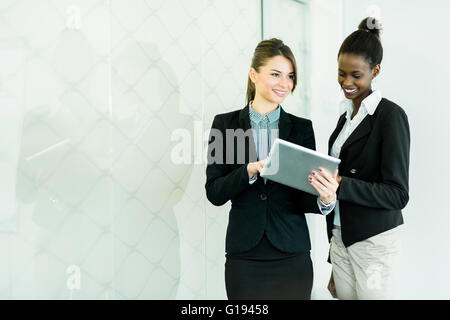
358, 17, 382, 38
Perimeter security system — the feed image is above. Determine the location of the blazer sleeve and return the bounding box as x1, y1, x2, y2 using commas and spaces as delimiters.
296, 120, 322, 214
337, 107, 410, 210
205, 115, 252, 206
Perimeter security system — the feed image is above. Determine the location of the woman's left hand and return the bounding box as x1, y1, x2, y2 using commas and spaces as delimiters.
309, 168, 341, 205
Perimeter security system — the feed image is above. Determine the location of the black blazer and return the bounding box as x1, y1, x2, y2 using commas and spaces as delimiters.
327, 98, 410, 248
205, 104, 321, 254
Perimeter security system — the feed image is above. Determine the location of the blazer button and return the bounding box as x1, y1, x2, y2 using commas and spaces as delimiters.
350, 169, 357, 174
260, 193, 267, 201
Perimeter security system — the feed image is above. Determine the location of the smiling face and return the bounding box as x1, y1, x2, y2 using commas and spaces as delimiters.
249, 55, 295, 106
338, 53, 380, 104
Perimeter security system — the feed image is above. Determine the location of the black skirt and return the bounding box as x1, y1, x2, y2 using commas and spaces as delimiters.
225, 233, 313, 300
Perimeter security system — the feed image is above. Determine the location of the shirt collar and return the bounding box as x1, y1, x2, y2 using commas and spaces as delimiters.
249, 100, 281, 124
339, 90, 382, 119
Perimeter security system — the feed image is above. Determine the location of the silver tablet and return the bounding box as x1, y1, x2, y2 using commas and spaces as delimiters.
260, 138, 341, 196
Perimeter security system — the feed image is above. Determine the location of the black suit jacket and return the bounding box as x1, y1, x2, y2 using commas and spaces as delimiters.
205, 104, 321, 254
327, 98, 410, 248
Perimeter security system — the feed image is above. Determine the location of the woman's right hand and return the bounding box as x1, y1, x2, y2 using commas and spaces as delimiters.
328, 271, 337, 298
247, 159, 267, 179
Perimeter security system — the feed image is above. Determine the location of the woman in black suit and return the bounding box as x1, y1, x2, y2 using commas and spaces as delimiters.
205, 38, 339, 300
310, 17, 410, 299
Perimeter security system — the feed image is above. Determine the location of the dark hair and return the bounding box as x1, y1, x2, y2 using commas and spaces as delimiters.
246, 38, 297, 104
338, 17, 383, 68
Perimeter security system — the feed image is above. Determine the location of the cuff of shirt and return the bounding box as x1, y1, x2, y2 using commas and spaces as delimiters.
247, 164, 258, 184
317, 197, 336, 215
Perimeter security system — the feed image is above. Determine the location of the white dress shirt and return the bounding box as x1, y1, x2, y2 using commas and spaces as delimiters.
331, 90, 382, 226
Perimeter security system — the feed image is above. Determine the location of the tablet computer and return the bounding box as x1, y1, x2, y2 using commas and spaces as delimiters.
260, 138, 341, 196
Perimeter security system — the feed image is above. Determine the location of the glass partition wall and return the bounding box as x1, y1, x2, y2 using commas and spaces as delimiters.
0, 0, 308, 299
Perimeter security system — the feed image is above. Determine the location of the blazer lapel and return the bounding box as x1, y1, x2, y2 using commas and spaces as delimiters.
278, 106, 293, 141
238, 104, 252, 131
328, 113, 346, 155
238, 104, 258, 163
340, 114, 372, 152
